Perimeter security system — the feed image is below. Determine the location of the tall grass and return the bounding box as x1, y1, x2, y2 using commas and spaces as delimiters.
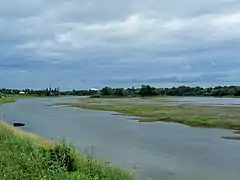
0, 121, 132, 180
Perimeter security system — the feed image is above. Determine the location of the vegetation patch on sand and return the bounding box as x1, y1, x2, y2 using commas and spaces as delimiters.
0, 121, 132, 180
235, 130, 240, 134
53, 97, 240, 132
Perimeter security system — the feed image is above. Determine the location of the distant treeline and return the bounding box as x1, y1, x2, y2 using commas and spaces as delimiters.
0, 88, 98, 97
95, 85, 240, 97
0, 88, 60, 97
59, 89, 98, 96
1, 85, 240, 97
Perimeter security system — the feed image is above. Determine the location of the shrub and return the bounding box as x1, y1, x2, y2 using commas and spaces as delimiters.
41, 141, 77, 172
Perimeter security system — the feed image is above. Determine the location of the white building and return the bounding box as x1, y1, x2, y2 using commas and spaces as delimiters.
90, 88, 98, 91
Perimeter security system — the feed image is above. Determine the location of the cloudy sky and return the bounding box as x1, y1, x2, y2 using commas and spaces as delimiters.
1, 0, 240, 89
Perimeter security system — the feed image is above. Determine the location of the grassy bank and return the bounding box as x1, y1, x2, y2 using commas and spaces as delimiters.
0, 96, 16, 104
53, 97, 240, 132
0, 121, 132, 180
0, 94, 38, 105
0, 96, 17, 104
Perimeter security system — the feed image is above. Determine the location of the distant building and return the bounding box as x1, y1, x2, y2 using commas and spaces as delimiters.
19, 91, 26, 94
90, 88, 98, 91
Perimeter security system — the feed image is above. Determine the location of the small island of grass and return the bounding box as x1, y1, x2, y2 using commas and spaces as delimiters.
53, 97, 240, 133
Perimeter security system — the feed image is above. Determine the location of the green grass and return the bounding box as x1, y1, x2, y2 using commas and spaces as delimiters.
53, 97, 240, 132
0, 121, 132, 180
0, 94, 38, 105
0, 97, 16, 104
235, 130, 240, 134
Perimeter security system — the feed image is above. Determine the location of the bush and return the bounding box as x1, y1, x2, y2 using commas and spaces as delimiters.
41, 141, 77, 172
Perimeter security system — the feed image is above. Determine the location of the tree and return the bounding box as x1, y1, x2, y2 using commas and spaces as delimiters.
101, 87, 114, 96
138, 85, 159, 97
114, 88, 126, 96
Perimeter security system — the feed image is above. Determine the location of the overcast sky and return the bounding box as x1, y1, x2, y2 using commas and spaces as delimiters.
1, 0, 240, 89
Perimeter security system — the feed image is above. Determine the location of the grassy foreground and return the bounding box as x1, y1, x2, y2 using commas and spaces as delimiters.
0, 121, 132, 180
54, 97, 240, 132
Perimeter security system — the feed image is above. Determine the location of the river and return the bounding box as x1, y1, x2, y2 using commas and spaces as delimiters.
0, 97, 240, 180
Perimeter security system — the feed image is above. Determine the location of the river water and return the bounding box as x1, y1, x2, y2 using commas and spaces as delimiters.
0, 97, 240, 180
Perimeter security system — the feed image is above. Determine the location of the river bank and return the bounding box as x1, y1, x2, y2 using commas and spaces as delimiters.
0, 94, 39, 105
0, 96, 16, 104
0, 98, 132, 180
53, 97, 240, 133
1, 97, 240, 180
0, 121, 132, 180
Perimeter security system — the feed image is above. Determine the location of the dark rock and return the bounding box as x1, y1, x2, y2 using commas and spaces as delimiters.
13, 122, 25, 127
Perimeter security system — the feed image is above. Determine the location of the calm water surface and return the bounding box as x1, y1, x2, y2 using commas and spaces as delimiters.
163, 97, 240, 106
0, 97, 240, 180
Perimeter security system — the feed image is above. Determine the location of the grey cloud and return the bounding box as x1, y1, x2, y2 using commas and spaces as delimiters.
102, 71, 239, 85
1, 0, 240, 88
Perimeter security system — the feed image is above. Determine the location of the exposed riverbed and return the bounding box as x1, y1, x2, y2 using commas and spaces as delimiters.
0, 97, 240, 180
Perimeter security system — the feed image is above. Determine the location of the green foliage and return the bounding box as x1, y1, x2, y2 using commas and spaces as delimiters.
2, 85, 240, 97
0, 124, 66, 180
138, 85, 158, 97
235, 130, 240, 134
0, 94, 15, 104
0, 87, 60, 97
0, 92, 6, 98
41, 141, 77, 172
93, 85, 240, 98
0, 94, 38, 104
101, 87, 115, 96
60, 89, 99, 96
0, 122, 132, 180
